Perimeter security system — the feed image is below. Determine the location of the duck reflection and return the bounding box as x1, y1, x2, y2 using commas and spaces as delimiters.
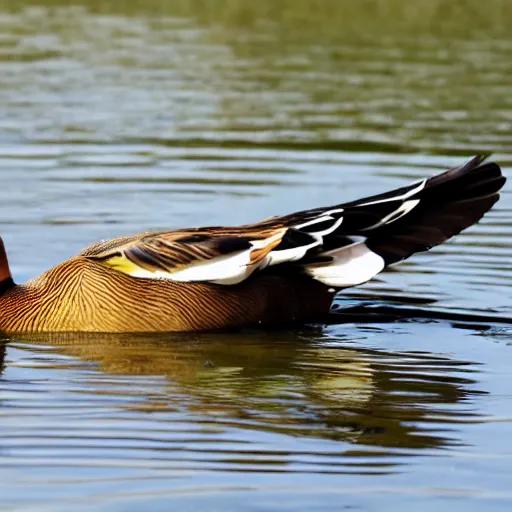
1, 329, 483, 453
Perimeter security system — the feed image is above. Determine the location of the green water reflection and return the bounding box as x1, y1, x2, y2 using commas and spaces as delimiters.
3, 329, 484, 454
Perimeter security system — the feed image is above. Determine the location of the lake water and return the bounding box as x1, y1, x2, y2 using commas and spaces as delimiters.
1, 1, 512, 510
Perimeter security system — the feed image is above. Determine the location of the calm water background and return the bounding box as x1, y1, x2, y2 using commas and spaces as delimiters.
1, 1, 512, 510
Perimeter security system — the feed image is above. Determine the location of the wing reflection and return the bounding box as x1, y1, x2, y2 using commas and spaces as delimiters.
2, 329, 484, 457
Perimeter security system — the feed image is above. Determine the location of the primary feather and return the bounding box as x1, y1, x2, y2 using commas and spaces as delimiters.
81, 156, 505, 289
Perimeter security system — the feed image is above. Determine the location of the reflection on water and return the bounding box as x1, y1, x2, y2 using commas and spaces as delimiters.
4, 322, 512, 509
0, 328, 486, 471
0, 0, 512, 510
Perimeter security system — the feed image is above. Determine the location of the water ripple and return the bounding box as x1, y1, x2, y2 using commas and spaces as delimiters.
0, 2, 512, 510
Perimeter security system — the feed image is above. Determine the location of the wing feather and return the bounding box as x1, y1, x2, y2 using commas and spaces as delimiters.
84, 228, 289, 285
80, 156, 504, 288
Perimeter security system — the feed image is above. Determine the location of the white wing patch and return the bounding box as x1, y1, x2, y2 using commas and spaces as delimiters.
358, 179, 426, 206
379, 199, 420, 225
355, 180, 426, 231
265, 239, 320, 266
266, 212, 345, 266
127, 249, 256, 285
303, 242, 385, 287
309, 216, 344, 240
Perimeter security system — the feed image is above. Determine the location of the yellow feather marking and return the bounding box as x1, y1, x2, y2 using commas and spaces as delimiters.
104, 255, 145, 275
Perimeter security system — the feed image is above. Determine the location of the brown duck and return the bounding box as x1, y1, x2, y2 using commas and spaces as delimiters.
0, 156, 505, 333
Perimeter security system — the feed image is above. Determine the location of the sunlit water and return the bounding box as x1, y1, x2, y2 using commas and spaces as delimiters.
0, 2, 512, 510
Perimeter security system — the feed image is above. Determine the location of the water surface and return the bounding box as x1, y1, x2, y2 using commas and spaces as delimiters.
0, 2, 511, 510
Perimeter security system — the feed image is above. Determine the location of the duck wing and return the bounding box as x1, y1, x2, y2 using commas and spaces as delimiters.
80, 227, 290, 285
81, 156, 505, 287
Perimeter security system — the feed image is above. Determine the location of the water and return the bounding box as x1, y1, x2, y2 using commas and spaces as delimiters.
0, 1, 512, 510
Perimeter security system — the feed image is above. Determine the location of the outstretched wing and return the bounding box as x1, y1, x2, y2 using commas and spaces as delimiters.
81, 156, 504, 287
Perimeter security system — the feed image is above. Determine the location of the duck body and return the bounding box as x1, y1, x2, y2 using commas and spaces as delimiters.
0, 258, 333, 332
0, 156, 505, 333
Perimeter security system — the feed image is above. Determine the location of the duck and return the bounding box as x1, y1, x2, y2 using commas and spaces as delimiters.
0, 155, 505, 333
